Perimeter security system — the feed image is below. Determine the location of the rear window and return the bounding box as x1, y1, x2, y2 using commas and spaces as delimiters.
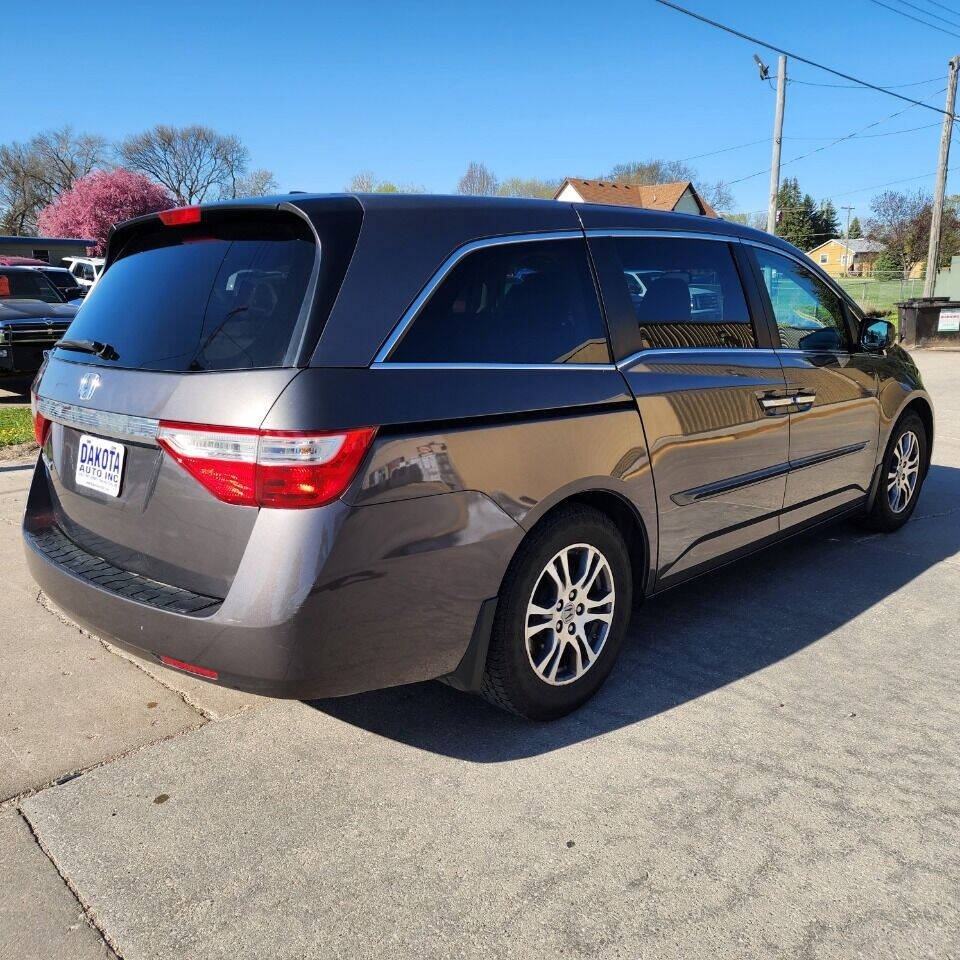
55, 212, 321, 371
0, 270, 63, 303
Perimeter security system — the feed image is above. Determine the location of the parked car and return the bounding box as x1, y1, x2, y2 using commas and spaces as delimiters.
26, 265, 86, 302
23, 196, 932, 719
63, 256, 105, 290
0, 267, 77, 374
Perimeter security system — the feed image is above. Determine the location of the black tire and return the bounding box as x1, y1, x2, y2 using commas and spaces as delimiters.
862, 411, 927, 532
481, 505, 634, 720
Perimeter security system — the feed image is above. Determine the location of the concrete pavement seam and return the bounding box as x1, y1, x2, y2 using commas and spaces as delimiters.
17, 808, 124, 960
35, 591, 219, 721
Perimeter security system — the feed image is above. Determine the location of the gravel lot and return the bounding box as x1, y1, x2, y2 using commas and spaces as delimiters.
2, 352, 957, 960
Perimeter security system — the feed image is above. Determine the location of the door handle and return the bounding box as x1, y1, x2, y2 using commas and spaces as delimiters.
793, 393, 816, 408
758, 395, 793, 411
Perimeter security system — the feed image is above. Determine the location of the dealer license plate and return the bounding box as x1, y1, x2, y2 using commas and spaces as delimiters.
75, 434, 125, 497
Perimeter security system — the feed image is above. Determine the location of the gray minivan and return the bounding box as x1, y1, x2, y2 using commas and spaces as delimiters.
24, 195, 932, 719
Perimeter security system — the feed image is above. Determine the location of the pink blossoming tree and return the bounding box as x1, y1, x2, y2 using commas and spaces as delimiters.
37, 169, 174, 254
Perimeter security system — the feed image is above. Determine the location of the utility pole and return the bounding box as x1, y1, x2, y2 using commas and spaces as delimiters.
923, 55, 959, 298
841, 205, 854, 275
766, 54, 787, 235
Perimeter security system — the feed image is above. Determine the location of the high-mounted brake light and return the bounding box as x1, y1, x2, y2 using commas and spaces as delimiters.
158, 205, 202, 226
156, 422, 377, 509
30, 391, 51, 447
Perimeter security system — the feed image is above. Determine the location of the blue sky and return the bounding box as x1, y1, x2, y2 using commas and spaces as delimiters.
7, 0, 960, 220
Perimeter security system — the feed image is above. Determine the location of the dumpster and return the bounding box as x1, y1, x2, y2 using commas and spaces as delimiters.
895, 297, 957, 345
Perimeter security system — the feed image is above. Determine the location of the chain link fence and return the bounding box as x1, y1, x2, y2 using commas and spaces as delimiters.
834, 272, 925, 315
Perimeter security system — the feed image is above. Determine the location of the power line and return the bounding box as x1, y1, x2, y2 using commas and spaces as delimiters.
726, 88, 947, 186
785, 120, 942, 140
679, 138, 771, 161
893, 0, 960, 28
652, 0, 956, 115
922, 0, 960, 17
866, 0, 960, 38
786, 74, 944, 89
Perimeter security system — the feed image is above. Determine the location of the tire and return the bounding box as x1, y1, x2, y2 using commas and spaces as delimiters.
862, 411, 927, 532
481, 505, 634, 720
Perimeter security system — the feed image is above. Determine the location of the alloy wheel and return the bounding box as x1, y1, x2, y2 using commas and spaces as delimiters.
524, 543, 616, 686
887, 429, 920, 514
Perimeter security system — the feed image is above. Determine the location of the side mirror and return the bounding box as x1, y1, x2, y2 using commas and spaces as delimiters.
64, 286, 85, 299
860, 318, 895, 352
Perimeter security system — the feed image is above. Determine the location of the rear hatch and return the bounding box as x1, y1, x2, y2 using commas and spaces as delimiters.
32, 200, 362, 599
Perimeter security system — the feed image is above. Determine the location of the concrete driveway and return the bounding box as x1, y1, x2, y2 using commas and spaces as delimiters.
2, 352, 958, 959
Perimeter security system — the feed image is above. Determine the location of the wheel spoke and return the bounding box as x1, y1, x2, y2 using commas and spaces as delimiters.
577, 631, 599, 666
586, 589, 614, 611
527, 601, 555, 619
557, 550, 572, 592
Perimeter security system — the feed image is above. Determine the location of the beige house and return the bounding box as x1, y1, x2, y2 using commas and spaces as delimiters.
806, 238, 883, 277
554, 178, 718, 216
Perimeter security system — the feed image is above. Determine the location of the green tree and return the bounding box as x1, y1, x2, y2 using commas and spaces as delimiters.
848, 216, 862, 239
774, 178, 816, 250
813, 199, 839, 243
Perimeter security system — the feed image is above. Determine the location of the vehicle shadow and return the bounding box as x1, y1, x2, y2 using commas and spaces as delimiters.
0, 376, 32, 404
307, 463, 960, 762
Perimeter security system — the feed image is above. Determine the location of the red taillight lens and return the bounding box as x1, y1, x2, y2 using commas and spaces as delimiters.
30, 391, 51, 447
158, 205, 202, 226
156, 422, 376, 509
159, 656, 218, 679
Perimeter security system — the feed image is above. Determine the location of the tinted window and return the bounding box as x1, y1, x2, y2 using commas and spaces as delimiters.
43, 270, 76, 294
754, 248, 850, 351
611, 237, 755, 350
390, 238, 609, 364
0, 270, 63, 303
55, 214, 317, 371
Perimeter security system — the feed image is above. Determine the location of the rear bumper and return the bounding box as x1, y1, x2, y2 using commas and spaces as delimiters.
23, 458, 522, 699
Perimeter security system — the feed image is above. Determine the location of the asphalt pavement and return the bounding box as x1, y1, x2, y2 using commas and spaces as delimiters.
2, 352, 958, 959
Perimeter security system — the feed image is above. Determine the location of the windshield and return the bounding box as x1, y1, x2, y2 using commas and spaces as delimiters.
0, 270, 64, 303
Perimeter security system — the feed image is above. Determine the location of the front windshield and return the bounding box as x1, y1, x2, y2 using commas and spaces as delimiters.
0, 270, 63, 303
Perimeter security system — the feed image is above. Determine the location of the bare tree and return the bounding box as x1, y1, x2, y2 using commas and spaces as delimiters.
233, 169, 278, 197
456, 161, 498, 196
345, 170, 425, 193
605, 159, 695, 185
700, 180, 734, 214
867, 190, 933, 278
0, 126, 107, 234
346, 170, 377, 192
497, 177, 561, 199
118, 125, 250, 205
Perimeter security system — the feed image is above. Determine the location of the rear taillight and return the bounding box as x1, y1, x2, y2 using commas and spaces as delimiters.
30, 391, 51, 447
156, 422, 376, 509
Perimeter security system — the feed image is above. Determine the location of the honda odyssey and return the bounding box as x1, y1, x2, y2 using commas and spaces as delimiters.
23, 195, 932, 719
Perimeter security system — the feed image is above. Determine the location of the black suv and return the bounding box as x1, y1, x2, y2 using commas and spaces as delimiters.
24, 195, 932, 719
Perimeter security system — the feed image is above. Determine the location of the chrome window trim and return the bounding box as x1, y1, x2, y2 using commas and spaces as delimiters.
615, 345, 781, 369
35, 396, 159, 443
372, 230, 589, 365
370, 361, 617, 371
584, 228, 742, 243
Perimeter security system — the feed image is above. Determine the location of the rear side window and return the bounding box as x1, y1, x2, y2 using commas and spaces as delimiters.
55, 212, 320, 371
389, 238, 610, 364
611, 237, 755, 350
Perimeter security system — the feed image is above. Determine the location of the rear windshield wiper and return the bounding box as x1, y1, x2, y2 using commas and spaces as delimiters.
54, 338, 119, 361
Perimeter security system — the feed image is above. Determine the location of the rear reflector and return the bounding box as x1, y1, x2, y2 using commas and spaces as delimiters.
159, 655, 218, 679
158, 205, 202, 226
30, 391, 50, 446
156, 422, 377, 509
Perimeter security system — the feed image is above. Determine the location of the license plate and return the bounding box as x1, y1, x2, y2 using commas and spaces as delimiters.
75, 434, 125, 497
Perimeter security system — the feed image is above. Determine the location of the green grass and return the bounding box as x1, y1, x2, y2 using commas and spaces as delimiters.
0, 407, 34, 447
835, 276, 924, 315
